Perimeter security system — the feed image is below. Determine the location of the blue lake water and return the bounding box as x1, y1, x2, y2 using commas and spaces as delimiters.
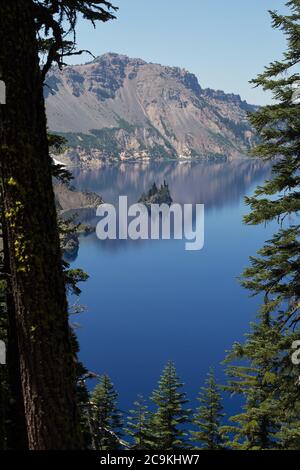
70, 159, 275, 417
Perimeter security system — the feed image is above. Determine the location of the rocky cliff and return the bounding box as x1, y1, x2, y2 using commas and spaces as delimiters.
54, 182, 103, 214
45, 53, 257, 165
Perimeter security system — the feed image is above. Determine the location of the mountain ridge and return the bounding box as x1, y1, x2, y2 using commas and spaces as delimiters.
45, 52, 257, 165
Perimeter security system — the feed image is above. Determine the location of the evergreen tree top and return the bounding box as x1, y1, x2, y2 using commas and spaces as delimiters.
149, 361, 191, 449
245, 2, 300, 226
190, 369, 225, 450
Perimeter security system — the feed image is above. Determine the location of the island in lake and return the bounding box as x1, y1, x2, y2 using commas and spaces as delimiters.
139, 181, 173, 207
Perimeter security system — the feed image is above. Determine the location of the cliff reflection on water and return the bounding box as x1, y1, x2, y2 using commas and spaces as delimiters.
72, 159, 271, 209
70, 159, 272, 253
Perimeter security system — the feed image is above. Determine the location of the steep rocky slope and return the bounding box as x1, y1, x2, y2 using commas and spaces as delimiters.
54, 183, 103, 258
45, 53, 257, 165
54, 182, 103, 213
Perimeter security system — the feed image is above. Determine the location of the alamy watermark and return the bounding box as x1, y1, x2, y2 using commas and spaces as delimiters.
291, 340, 300, 366
0, 341, 6, 365
95, 197, 204, 251
291, 80, 300, 105
0, 80, 6, 105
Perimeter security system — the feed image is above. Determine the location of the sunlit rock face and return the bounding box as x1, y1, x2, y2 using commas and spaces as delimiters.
45, 53, 257, 165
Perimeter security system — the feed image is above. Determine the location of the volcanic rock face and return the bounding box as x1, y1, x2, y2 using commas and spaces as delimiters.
54, 183, 103, 213
45, 53, 257, 165
54, 183, 103, 258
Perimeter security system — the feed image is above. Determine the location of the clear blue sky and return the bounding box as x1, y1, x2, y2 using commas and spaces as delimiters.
69, 0, 288, 105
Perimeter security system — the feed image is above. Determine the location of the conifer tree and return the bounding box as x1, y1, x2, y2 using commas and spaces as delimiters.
226, 0, 300, 450
0, 0, 116, 448
190, 369, 224, 450
149, 361, 191, 450
126, 394, 151, 450
90, 375, 124, 450
223, 326, 282, 450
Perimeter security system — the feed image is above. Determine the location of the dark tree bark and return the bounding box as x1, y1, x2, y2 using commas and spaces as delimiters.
0, 1, 83, 449
1, 217, 28, 450
6, 293, 29, 450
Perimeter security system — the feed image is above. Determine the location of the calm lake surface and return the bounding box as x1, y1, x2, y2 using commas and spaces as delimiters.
70, 159, 275, 416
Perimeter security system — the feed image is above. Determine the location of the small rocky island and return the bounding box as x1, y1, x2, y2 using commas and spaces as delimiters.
139, 181, 173, 207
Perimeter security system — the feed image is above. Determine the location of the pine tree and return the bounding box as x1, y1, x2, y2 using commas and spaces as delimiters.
0, 1, 116, 449
225, 0, 300, 450
190, 369, 224, 450
90, 375, 124, 450
0, 195, 29, 450
126, 394, 151, 450
223, 326, 282, 450
149, 361, 191, 450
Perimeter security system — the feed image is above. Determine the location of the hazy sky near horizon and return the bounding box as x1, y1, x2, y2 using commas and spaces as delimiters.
68, 0, 288, 105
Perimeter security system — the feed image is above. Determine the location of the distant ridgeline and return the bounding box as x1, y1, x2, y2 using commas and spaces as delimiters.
45, 53, 258, 166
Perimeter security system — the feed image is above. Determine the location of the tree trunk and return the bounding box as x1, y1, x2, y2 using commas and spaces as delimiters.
1, 215, 28, 450
6, 292, 29, 450
0, 1, 83, 449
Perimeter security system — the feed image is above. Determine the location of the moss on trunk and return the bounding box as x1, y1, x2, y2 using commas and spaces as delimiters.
0, 0, 83, 449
